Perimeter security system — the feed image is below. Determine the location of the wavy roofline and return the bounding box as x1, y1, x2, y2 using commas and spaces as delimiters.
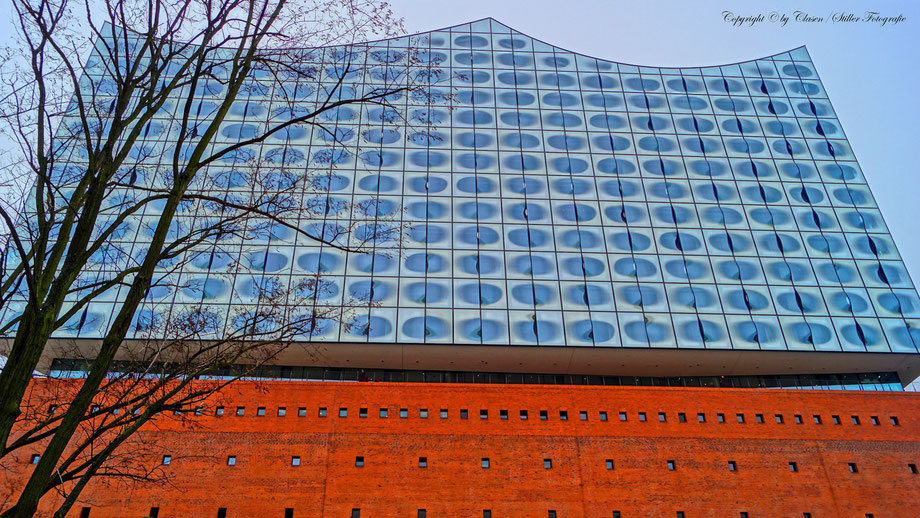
353, 16, 810, 71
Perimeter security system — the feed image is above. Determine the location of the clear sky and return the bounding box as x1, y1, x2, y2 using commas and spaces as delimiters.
388, 0, 920, 283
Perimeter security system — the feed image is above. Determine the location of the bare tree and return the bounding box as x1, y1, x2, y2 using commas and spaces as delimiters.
0, 0, 445, 515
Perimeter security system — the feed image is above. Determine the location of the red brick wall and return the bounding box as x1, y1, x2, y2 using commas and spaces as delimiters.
4, 381, 920, 517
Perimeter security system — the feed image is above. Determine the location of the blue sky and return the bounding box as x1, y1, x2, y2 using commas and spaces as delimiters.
389, 0, 920, 282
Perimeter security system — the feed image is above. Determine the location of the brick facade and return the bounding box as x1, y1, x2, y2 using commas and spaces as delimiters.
4, 380, 920, 517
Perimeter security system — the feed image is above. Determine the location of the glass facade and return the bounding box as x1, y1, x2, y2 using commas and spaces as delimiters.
4, 18, 920, 356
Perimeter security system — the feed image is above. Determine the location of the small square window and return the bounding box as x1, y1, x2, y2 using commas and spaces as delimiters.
736, 413, 745, 423
639, 412, 647, 422
852, 416, 860, 425
775, 414, 784, 424
440, 409, 448, 419
420, 409, 429, 418
865, 514, 874, 518
298, 407, 306, 417
891, 416, 900, 426
461, 409, 469, 419
676, 513, 685, 518
417, 510, 426, 518
257, 407, 266, 417
580, 411, 588, 421
401, 408, 409, 418
678, 413, 686, 423
789, 461, 798, 472
871, 415, 880, 425
291, 456, 300, 466
756, 414, 764, 424
794, 414, 803, 424
740, 513, 748, 518
227, 455, 236, 466
236, 407, 245, 416
162, 455, 172, 465
908, 463, 917, 474
520, 410, 529, 420
544, 458, 553, 469
548, 511, 557, 518
728, 461, 737, 471
560, 411, 568, 421
659, 412, 667, 422
318, 407, 327, 417
30, 454, 40, 464
480, 409, 488, 419
619, 412, 627, 422
419, 456, 427, 468
717, 413, 725, 423
339, 408, 348, 418
216, 406, 225, 416
377, 408, 387, 418
541, 410, 548, 420
803, 514, 811, 518
80, 508, 91, 518
606, 459, 614, 470
277, 407, 286, 417
481, 457, 490, 468
813, 415, 822, 424
500, 410, 508, 420
355, 456, 364, 467
613, 512, 621, 518
217, 509, 226, 518
284, 509, 293, 518
600, 411, 608, 421
832, 415, 841, 425
848, 462, 858, 473
357, 408, 366, 418
150, 508, 160, 518
667, 460, 676, 471
483, 511, 492, 518
697, 413, 706, 423
351, 509, 361, 518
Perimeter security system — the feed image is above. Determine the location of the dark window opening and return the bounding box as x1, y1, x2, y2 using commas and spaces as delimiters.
580, 411, 588, 421
339, 408, 347, 418
678, 412, 686, 423
359, 408, 368, 418
521, 410, 529, 420
150, 508, 160, 518
728, 461, 737, 471
419, 457, 427, 468
560, 410, 568, 420
891, 416, 900, 426
789, 461, 798, 472
380, 408, 388, 418
600, 411, 608, 421
500, 409, 508, 420
639, 412, 647, 422
717, 413, 725, 423
659, 412, 667, 422
80, 508, 91, 518
257, 407, 266, 416
848, 462, 858, 473
217, 509, 226, 518
606, 459, 614, 470
355, 456, 364, 467
541, 410, 548, 420
756, 414, 764, 423
461, 409, 469, 419
441, 409, 448, 419
832, 415, 841, 425
544, 458, 553, 469
667, 460, 676, 471
318, 407, 327, 417
619, 412, 628, 421
482, 458, 490, 468
285, 509, 293, 518
401, 408, 409, 418
698, 413, 706, 423
909, 463, 918, 474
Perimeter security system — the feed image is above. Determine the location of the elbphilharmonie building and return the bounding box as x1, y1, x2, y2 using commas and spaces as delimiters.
4, 17, 920, 517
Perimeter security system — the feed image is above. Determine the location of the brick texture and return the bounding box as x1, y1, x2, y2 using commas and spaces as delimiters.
3, 380, 920, 517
